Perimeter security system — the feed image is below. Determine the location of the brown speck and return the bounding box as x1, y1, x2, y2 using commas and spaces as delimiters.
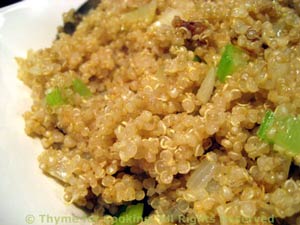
172, 16, 208, 36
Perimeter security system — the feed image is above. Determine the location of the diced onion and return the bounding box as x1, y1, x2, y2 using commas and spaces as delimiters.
121, 0, 157, 28
186, 159, 218, 190
196, 67, 216, 104
152, 8, 182, 28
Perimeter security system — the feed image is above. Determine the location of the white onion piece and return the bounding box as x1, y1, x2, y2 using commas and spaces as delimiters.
121, 0, 157, 27
186, 159, 217, 190
49, 167, 68, 183
152, 8, 182, 28
196, 67, 216, 104
217, 205, 229, 225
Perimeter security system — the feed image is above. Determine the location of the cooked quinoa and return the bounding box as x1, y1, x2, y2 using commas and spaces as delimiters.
18, 0, 300, 224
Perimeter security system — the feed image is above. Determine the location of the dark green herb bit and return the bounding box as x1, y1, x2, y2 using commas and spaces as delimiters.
216, 44, 247, 82
114, 203, 144, 225
72, 78, 92, 97
46, 88, 65, 106
193, 55, 201, 62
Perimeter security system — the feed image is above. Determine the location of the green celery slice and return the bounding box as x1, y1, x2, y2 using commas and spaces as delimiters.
72, 79, 92, 97
216, 44, 247, 82
257, 110, 275, 142
46, 88, 65, 106
258, 111, 300, 156
272, 116, 300, 155
114, 203, 144, 225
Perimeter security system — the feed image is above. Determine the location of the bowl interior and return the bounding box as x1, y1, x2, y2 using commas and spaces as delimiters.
0, 1, 92, 225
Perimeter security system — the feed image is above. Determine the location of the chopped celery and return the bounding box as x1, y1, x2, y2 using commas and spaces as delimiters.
72, 79, 92, 97
272, 116, 300, 155
257, 110, 275, 142
46, 88, 65, 106
114, 203, 144, 225
216, 44, 247, 82
257, 111, 300, 156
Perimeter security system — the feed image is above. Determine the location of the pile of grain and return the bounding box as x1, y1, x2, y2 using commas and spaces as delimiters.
18, 0, 300, 224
